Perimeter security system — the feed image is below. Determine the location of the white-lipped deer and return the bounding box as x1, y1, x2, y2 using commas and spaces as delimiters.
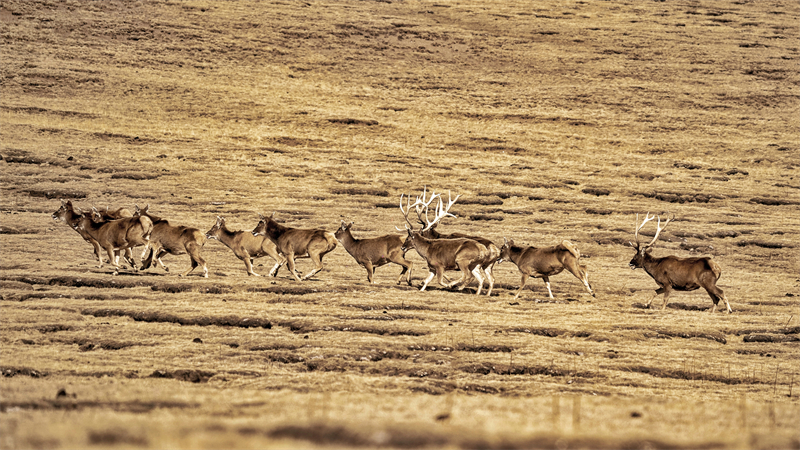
135, 205, 208, 278
400, 189, 489, 294
251, 213, 338, 281
335, 221, 413, 285
51, 200, 134, 265
415, 194, 500, 296
205, 216, 286, 277
75, 208, 153, 275
629, 213, 732, 313
498, 238, 594, 299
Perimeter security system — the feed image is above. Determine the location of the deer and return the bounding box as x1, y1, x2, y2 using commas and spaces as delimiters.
51, 200, 133, 265
251, 213, 338, 282
134, 204, 208, 278
629, 213, 732, 313
399, 189, 489, 294
416, 202, 500, 296
74, 208, 153, 275
334, 221, 413, 285
497, 237, 595, 300
205, 216, 287, 277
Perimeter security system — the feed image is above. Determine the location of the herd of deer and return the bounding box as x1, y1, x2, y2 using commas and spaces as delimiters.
50, 187, 733, 314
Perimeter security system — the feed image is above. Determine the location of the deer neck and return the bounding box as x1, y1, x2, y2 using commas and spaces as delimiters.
265, 219, 287, 241
338, 229, 357, 248
215, 224, 238, 246
411, 233, 434, 258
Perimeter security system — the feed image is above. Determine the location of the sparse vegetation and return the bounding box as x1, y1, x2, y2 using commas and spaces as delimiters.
1, 0, 798, 449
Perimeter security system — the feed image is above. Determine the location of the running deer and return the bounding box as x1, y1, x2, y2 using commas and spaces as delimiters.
497, 237, 595, 299
416, 198, 500, 296
400, 189, 489, 294
629, 213, 732, 313
251, 213, 338, 282
134, 204, 208, 278
52, 200, 134, 265
205, 216, 286, 277
335, 221, 413, 285
75, 209, 153, 275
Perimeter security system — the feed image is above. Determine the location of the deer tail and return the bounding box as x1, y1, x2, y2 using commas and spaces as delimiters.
706, 258, 722, 280
560, 240, 580, 260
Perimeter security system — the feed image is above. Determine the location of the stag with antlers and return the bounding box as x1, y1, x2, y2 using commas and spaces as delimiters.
630, 213, 732, 313
399, 188, 489, 294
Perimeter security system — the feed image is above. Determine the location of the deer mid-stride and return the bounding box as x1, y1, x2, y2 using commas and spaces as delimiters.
135, 204, 208, 278
335, 221, 413, 285
498, 237, 594, 300
629, 213, 732, 313
251, 213, 337, 282
400, 189, 489, 294
205, 216, 287, 277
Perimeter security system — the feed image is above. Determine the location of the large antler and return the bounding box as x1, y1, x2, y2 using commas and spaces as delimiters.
646, 213, 674, 248
634, 212, 674, 248
398, 193, 424, 231
419, 190, 460, 232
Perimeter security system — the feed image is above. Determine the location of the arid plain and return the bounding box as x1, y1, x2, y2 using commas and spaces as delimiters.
1, 0, 798, 448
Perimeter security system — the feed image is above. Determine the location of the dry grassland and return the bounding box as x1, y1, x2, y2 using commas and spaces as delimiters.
1, 0, 799, 448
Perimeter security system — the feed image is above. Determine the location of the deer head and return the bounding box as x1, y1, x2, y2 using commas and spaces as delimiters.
629, 213, 674, 269
205, 216, 226, 240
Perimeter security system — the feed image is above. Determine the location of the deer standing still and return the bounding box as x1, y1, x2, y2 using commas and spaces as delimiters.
251, 213, 337, 281
629, 213, 732, 313
498, 238, 594, 299
335, 221, 413, 285
135, 205, 208, 278
400, 189, 489, 294
205, 216, 286, 277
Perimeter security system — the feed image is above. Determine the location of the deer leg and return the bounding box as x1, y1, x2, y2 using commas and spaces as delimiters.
391, 254, 413, 285
514, 273, 530, 300
242, 253, 261, 277
660, 287, 673, 310
447, 263, 470, 289
284, 252, 302, 281
484, 264, 495, 297
268, 254, 285, 277
542, 276, 554, 299
364, 262, 375, 284
420, 270, 436, 291
471, 265, 485, 296
301, 252, 324, 281
106, 247, 121, 275
645, 287, 665, 308
565, 262, 594, 297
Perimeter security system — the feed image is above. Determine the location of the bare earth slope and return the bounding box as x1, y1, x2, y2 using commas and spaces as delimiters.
1, 1, 798, 448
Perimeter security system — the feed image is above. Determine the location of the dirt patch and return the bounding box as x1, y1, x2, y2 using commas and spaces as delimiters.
0, 399, 194, 413
742, 334, 800, 343
582, 187, 610, 196
730, 326, 799, 336
644, 330, 727, 344
148, 369, 215, 383
327, 118, 380, 126
750, 197, 800, 206
736, 240, 792, 249
469, 214, 503, 221
509, 327, 591, 338
1, 367, 48, 378
636, 191, 726, 204
625, 365, 749, 385
459, 197, 504, 206
329, 188, 389, 197
276, 319, 427, 336
110, 172, 161, 180
81, 309, 273, 329
23, 188, 88, 199
459, 362, 596, 378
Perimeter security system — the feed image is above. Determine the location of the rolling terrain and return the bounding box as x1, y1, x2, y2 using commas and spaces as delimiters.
1, 0, 799, 448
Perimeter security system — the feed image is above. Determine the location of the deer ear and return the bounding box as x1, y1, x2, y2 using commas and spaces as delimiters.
347, 221, 354, 229
270, 212, 276, 219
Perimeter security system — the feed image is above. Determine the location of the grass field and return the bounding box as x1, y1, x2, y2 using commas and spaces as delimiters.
1, 0, 799, 448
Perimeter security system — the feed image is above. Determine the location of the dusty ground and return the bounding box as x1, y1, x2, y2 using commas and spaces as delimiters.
1, 0, 798, 448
